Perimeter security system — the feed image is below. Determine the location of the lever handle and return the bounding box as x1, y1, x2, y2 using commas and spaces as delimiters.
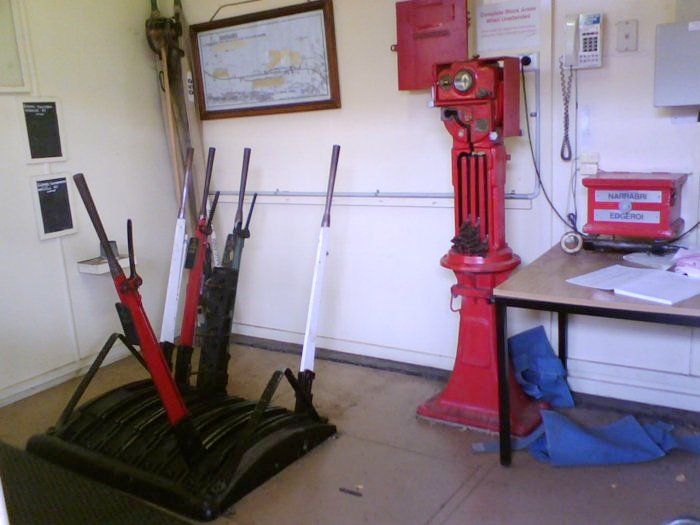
321, 145, 341, 227
234, 148, 252, 228
200, 147, 216, 219
73, 174, 125, 280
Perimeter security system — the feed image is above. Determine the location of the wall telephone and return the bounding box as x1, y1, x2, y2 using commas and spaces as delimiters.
560, 12, 603, 161
564, 13, 603, 69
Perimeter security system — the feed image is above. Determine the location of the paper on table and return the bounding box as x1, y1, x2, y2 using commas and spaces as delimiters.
613, 270, 700, 305
566, 265, 648, 290
567, 264, 700, 305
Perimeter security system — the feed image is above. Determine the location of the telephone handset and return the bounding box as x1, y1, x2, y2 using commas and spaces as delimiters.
559, 12, 603, 161
563, 13, 603, 69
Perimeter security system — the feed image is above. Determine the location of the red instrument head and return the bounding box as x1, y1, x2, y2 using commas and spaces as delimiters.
432, 57, 521, 145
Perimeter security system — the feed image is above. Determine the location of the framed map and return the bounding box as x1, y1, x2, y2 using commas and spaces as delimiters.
190, 0, 340, 119
0, 0, 33, 92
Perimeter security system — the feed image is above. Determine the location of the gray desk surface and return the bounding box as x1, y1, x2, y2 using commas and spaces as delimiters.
493, 245, 700, 317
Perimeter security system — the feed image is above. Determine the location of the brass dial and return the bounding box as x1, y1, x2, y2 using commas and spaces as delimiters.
438, 73, 453, 90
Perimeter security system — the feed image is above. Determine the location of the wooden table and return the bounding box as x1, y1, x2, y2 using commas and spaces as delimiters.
493, 245, 700, 466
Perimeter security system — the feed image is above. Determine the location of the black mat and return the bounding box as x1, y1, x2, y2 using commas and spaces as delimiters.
0, 440, 191, 525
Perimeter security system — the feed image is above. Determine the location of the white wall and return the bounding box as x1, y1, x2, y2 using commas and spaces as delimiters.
2, 0, 700, 413
188, 0, 462, 369
187, 0, 553, 371
0, 0, 176, 404
192, 0, 700, 412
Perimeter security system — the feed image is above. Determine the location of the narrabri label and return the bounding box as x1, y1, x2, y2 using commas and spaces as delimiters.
595, 190, 662, 203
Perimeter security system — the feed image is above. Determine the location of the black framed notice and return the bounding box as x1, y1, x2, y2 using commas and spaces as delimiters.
21, 99, 65, 162
30, 174, 77, 239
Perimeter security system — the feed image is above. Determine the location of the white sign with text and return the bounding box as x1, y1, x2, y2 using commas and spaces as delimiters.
476, 0, 540, 52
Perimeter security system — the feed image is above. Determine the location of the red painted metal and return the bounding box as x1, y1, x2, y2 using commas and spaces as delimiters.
418, 267, 543, 435
180, 147, 216, 349
180, 217, 210, 347
500, 57, 522, 139
72, 173, 192, 428
394, 0, 469, 91
416, 57, 543, 436
583, 171, 687, 239
114, 273, 190, 425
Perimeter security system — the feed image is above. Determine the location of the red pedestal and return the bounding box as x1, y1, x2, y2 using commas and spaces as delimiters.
416, 57, 543, 436
417, 251, 544, 436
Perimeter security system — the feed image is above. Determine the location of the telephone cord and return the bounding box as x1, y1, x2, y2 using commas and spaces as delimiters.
559, 58, 574, 161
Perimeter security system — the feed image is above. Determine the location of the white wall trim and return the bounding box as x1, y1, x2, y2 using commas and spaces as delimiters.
233, 323, 458, 371
568, 358, 700, 412
0, 346, 129, 409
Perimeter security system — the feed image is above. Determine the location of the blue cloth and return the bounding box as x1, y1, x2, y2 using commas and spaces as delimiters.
529, 410, 700, 466
642, 421, 700, 454
508, 326, 574, 408
480, 325, 700, 466
529, 411, 665, 465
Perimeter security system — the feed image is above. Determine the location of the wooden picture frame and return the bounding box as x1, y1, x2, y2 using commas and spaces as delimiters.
30, 173, 78, 240
0, 0, 34, 93
190, 0, 340, 119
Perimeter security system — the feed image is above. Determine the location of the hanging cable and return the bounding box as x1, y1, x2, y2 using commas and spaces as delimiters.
209, 0, 262, 21
566, 69, 580, 233
525, 58, 698, 250
668, 220, 700, 243
521, 68, 578, 232
559, 57, 574, 161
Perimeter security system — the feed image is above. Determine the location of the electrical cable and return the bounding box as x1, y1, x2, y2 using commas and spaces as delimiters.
567, 71, 580, 230
668, 220, 700, 243
521, 67, 578, 233
523, 59, 698, 250
209, 0, 261, 21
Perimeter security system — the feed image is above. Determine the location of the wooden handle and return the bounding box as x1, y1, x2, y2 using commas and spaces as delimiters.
178, 148, 194, 219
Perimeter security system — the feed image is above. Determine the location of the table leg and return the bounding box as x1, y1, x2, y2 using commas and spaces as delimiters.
496, 299, 511, 466
558, 311, 568, 370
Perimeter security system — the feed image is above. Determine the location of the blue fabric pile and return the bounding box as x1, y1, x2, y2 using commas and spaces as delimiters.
508, 326, 574, 409
530, 410, 700, 466
478, 325, 700, 466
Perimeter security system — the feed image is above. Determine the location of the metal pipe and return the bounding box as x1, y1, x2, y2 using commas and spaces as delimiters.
212, 65, 543, 206
213, 190, 455, 199
213, 67, 542, 209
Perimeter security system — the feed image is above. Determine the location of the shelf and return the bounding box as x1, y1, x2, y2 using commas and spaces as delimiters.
77, 256, 131, 275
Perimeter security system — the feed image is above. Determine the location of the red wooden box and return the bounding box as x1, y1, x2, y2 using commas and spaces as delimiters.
394, 0, 469, 91
582, 171, 687, 239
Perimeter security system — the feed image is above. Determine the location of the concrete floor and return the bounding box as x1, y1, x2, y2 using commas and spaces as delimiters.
2, 344, 700, 524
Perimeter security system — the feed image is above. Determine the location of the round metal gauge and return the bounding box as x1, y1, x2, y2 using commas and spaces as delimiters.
438, 73, 453, 90
453, 69, 474, 92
